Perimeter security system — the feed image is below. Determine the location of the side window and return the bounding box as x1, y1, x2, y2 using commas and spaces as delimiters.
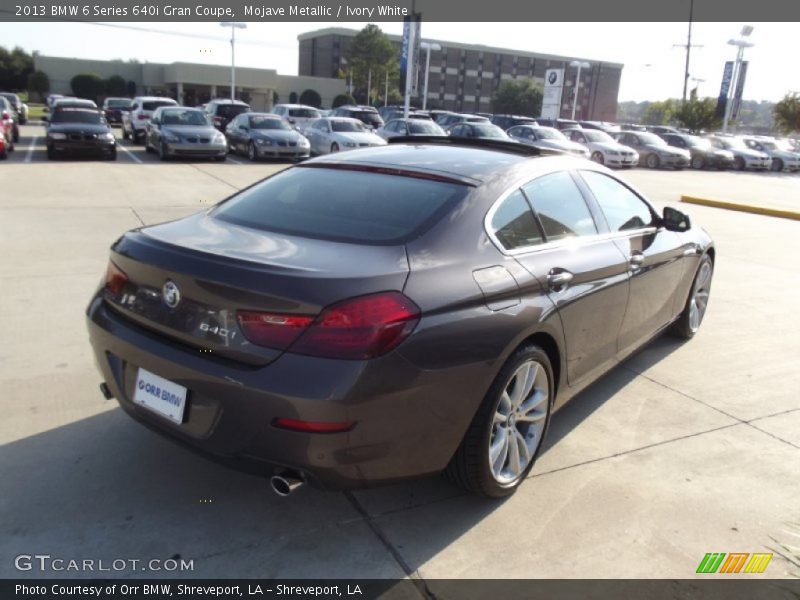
522, 171, 598, 241
579, 171, 654, 232
490, 190, 544, 251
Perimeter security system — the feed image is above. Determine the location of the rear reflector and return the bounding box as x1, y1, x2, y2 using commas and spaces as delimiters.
273, 418, 355, 433
137, 114, 149, 120
237, 312, 314, 351
237, 292, 420, 360
104, 260, 128, 295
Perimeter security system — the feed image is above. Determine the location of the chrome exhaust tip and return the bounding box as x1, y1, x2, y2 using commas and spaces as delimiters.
269, 471, 305, 497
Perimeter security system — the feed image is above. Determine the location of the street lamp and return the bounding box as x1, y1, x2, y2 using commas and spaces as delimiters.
690, 77, 705, 95
220, 22, 247, 100
722, 25, 754, 133
569, 60, 590, 120
419, 41, 442, 110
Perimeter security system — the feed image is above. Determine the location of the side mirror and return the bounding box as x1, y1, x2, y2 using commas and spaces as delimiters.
662, 206, 691, 232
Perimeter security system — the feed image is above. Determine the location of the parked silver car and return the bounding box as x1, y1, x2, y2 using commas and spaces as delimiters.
123, 96, 178, 143
145, 106, 227, 161
507, 125, 590, 158
272, 104, 322, 132
376, 118, 447, 140
304, 117, 386, 155
225, 113, 310, 161
564, 128, 639, 168
706, 135, 770, 171
742, 137, 800, 172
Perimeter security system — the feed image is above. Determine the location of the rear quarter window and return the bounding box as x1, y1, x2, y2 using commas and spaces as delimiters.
212, 167, 470, 245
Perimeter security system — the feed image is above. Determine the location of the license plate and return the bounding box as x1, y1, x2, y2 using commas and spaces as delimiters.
133, 368, 187, 425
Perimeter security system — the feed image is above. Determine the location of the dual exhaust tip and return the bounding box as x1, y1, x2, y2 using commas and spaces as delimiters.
269, 471, 305, 496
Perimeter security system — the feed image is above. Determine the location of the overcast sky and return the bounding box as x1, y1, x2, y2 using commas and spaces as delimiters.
1, 21, 795, 102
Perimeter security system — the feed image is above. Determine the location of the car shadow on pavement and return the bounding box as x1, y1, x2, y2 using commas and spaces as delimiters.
0, 336, 688, 579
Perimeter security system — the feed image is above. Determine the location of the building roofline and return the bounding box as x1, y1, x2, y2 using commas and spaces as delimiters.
297, 27, 624, 69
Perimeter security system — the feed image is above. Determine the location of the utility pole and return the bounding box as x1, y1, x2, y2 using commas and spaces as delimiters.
673, 0, 703, 101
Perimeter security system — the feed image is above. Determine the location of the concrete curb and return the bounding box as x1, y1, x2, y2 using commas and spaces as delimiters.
681, 195, 800, 221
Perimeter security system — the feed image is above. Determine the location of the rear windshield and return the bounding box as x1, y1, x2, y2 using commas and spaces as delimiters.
213, 167, 469, 244
216, 105, 249, 119
408, 121, 445, 134
51, 109, 105, 124
142, 101, 176, 111
106, 99, 132, 108
332, 120, 366, 133
351, 111, 382, 125
289, 108, 320, 119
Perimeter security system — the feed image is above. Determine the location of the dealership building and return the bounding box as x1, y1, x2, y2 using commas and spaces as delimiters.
299, 27, 623, 120
33, 55, 346, 111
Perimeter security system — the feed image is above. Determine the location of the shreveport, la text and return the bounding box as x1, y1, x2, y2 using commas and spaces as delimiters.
15, 584, 364, 596
244, 4, 409, 18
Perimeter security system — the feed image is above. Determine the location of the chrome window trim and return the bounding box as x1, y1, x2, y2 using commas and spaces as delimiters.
484, 169, 659, 257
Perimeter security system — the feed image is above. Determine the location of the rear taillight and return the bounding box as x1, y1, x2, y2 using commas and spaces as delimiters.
237, 292, 420, 360
104, 261, 128, 295
237, 312, 314, 351
272, 418, 355, 433
137, 114, 148, 120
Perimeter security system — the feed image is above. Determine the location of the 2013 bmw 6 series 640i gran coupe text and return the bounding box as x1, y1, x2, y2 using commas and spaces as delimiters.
86, 138, 714, 498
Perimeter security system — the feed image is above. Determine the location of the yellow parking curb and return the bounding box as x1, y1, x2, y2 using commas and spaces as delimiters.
681, 195, 800, 221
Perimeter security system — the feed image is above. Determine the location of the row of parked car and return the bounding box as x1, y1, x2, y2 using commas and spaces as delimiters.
18, 94, 800, 172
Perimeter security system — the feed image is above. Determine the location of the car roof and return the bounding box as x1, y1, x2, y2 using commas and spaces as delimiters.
275, 104, 318, 109
208, 99, 249, 105
248, 112, 281, 118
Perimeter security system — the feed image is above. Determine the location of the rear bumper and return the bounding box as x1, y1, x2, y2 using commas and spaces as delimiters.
86, 295, 486, 490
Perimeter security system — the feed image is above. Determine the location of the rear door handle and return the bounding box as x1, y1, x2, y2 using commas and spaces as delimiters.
547, 270, 574, 289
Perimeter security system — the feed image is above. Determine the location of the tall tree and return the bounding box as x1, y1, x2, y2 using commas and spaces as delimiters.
773, 92, 800, 134
299, 89, 322, 108
642, 99, 677, 125
674, 91, 721, 133
27, 70, 50, 99
491, 78, 543, 117
106, 75, 127, 97
70, 73, 106, 102
0, 45, 35, 90
345, 25, 399, 105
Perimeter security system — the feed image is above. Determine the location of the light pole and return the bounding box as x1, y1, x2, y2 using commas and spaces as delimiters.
690, 77, 705, 95
722, 26, 754, 133
220, 22, 247, 100
569, 60, 590, 120
419, 41, 441, 110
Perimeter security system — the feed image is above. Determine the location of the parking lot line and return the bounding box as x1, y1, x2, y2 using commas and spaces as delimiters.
24, 136, 38, 163
226, 156, 243, 165
117, 143, 143, 164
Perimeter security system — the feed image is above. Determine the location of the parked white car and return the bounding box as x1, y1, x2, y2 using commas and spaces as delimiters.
742, 137, 800, 172
122, 96, 178, 143
563, 128, 639, 167
272, 104, 322, 132
506, 125, 590, 158
304, 117, 387, 155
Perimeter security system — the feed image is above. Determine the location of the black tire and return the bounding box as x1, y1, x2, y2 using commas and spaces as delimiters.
144, 139, 154, 153
691, 155, 705, 170
7, 137, 14, 152
671, 254, 714, 340
446, 344, 553, 498
734, 156, 745, 171
646, 153, 660, 169
13, 126, 19, 143
331, 142, 339, 153
591, 151, 604, 165
46, 146, 55, 160
770, 158, 783, 172
213, 155, 226, 162
158, 142, 168, 161
107, 147, 117, 161
0, 147, 6, 160
122, 126, 130, 141
248, 142, 258, 161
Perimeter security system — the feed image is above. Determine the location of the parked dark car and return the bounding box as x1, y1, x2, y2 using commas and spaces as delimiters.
491, 114, 538, 130
145, 107, 227, 161
86, 139, 714, 498
225, 112, 311, 161
103, 97, 133, 125
46, 107, 116, 160
659, 133, 735, 170
330, 105, 384, 130
0, 92, 27, 124
535, 117, 580, 131
204, 99, 251, 132
437, 113, 490, 129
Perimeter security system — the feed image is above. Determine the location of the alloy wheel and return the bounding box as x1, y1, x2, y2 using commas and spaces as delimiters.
489, 359, 549, 484
688, 259, 712, 332
591, 151, 604, 165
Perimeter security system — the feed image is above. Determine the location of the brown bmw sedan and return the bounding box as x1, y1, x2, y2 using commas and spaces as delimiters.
86, 138, 714, 498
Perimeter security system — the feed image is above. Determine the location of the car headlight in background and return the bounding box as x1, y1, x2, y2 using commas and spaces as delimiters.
213, 133, 225, 144
298, 138, 310, 146
163, 134, 180, 143
99, 132, 115, 141
343, 142, 357, 147
607, 150, 619, 156
255, 138, 272, 146
48, 132, 66, 140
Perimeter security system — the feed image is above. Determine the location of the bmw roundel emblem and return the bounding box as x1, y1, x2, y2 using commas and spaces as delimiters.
162, 280, 181, 308
548, 71, 558, 85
